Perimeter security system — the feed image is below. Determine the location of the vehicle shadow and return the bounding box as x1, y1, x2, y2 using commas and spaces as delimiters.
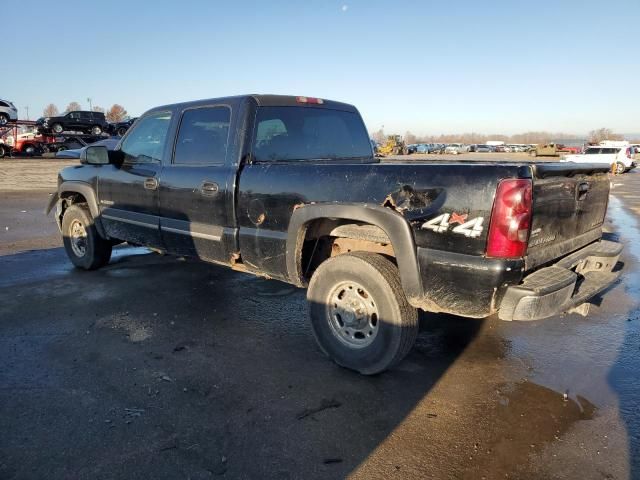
0, 241, 490, 479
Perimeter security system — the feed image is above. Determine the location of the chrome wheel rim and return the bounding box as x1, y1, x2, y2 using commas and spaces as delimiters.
326, 281, 379, 348
0, 116, 7, 125
69, 219, 87, 257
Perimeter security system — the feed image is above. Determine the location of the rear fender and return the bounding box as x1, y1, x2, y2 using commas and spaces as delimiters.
286, 203, 422, 303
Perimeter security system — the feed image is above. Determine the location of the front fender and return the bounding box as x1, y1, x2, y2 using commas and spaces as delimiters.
54, 181, 107, 239
286, 203, 423, 304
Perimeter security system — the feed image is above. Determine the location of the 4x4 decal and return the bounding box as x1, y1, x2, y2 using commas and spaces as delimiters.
421, 212, 484, 238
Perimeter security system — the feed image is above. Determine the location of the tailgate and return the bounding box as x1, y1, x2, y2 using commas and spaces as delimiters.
525, 163, 611, 270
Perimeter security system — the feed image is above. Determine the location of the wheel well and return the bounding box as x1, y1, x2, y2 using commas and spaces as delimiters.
299, 219, 396, 282
58, 192, 88, 224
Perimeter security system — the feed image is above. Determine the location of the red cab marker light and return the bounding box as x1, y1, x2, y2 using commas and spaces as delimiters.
296, 96, 324, 104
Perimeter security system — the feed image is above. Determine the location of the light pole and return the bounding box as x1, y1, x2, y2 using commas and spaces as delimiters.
25, 106, 29, 120
87, 97, 92, 111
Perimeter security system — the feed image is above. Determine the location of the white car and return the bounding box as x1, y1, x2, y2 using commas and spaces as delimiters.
0, 99, 18, 125
444, 143, 465, 154
563, 146, 636, 174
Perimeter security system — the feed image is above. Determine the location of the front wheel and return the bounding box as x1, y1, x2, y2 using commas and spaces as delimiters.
90, 125, 103, 135
307, 252, 419, 375
51, 123, 64, 134
62, 204, 112, 270
0, 114, 8, 125
614, 162, 626, 175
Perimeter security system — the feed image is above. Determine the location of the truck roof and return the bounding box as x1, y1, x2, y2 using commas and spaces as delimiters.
148, 94, 358, 114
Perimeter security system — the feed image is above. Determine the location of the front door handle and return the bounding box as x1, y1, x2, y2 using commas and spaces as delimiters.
144, 177, 158, 190
200, 181, 219, 196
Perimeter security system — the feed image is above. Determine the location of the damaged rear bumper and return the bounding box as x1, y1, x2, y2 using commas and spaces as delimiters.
498, 239, 622, 321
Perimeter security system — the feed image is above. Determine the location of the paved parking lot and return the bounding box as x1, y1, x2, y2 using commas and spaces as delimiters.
0, 158, 638, 479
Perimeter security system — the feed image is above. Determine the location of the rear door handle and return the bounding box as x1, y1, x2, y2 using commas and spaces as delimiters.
200, 181, 219, 196
144, 177, 158, 190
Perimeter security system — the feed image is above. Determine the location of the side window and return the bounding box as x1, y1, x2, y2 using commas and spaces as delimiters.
68, 112, 80, 120
120, 111, 172, 164
0, 101, 7, 108
173, 106, 230, 165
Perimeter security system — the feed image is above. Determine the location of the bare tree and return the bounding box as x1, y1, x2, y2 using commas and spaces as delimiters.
92, 106, 105, 113
588, 127, 623, 144
404, 131, 417, 145
106, 104, 128, 123
371, 128, 386, 143
64, 102, 83, 113
43, 104, 59, 117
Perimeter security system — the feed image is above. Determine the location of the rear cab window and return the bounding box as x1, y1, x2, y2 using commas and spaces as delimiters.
173, 106, 231, 165
252, 106, 372, 162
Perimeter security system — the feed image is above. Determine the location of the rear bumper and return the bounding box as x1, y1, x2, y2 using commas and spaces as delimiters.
498, 240, 622, 321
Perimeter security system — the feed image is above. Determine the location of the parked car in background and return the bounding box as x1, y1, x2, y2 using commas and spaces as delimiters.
563, 146, 636, 174
415, 143, 431, 154
494, 145, 512, 153
55, 138, 120, 159
36, 111, 108, 135
406, 143, 419, 154
0, 99, 18, 125
475, 144, 493, 152
530, 143, 580, 157
444, 143, 465, 154
107, 117, 137, 136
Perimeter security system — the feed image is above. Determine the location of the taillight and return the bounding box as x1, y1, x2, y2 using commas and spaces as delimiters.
296, 96, 324, 104
486, 179, 533, 258
626, 148, 632, 159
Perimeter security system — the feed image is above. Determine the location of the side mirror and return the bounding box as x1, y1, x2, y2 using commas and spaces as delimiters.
81, 145, 109, 165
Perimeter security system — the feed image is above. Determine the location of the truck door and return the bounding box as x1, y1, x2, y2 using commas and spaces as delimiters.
157, 105, 237, 264
97, 110, 173, 248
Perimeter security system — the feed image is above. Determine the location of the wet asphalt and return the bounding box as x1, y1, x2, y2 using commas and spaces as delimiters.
0, 162, 639, 479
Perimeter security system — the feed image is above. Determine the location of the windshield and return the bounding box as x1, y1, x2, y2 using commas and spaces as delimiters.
252, 106, 373, 162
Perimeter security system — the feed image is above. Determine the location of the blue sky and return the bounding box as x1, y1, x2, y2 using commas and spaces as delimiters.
4, 0, 639, 135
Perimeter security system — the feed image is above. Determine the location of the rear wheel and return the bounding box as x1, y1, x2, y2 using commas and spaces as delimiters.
0, 113, 8, 125
62, 204, 112, 270
117, 127, 127, 136
307, 252, 419, 375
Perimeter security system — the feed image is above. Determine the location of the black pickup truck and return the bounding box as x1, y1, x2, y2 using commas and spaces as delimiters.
46, 94, 622, 374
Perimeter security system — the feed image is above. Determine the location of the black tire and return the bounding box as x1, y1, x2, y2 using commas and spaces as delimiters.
22, 144, 38, 156
61, 204, 112, 270
90, 125, 103, 135
307, 252, 419, 375
0, 145, 5, 158
51, 123, 64, 134
117, 127, 127, 136
614, 162, 625, 175
0, 113, 8, 125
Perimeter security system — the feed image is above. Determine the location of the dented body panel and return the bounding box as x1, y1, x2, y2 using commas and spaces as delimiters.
51, 94, 620, 320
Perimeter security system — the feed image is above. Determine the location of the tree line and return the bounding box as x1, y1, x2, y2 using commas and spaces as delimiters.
371, 127, 628, 145
43, 103, 128, 123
